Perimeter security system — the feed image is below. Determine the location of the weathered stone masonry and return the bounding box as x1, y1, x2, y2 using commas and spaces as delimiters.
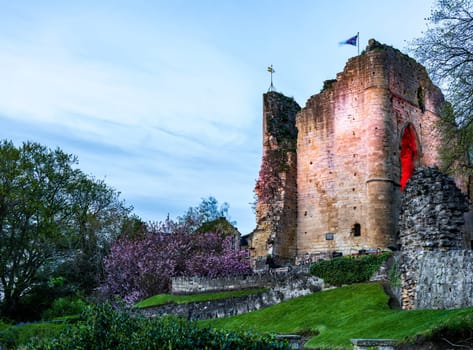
397, 167, 473, 310
252, 93, 300, 262
250, 39, 447, 262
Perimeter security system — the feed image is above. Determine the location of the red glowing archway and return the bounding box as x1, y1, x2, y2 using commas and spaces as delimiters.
400, 124, 418, 191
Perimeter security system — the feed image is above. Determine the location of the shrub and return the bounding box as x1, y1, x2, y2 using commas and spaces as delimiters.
310, 252, 391, 286
42, 295, 88, 320
0, 322, 65, 349
25, 303, 291, 350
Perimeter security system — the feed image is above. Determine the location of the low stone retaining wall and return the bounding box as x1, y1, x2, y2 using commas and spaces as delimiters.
138, 290, 284, 320
351, 339, 397, 350
171, 271, 303, 294
138, 273, 323, 320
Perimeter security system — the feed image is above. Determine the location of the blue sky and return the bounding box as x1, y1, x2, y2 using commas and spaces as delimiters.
0, 1, 434, 234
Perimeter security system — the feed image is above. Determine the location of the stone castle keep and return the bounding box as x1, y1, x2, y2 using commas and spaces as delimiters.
250, 39, 458, 263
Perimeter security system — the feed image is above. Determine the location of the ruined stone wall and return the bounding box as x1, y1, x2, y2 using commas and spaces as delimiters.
295, 40, 445, 256
398, 167, 471, 310
171, 273, 290, 294
251, 92, 300, 261
143, 272, 323, 320
415, 250, 473, 309
399, 167, 466, 252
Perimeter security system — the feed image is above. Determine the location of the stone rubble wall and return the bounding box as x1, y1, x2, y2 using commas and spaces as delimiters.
415, 250, 473, 309
399, 167, 467, 251
141, 272, 323, 321
397, 167, 471, 309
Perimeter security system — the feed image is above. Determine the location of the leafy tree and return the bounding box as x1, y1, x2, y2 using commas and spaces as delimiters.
0, 140, 131, 319
196, 216, 240, 237
177, 196, 234, 232
57, 173, 132, 294
410, 0, 473, 181
118, 214, 146, 240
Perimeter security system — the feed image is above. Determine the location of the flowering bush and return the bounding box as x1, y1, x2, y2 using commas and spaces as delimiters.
255, 149, 287, 204
103, 229, 250, 302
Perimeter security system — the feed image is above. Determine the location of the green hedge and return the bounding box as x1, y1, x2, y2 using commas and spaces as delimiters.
310, 252, 391, 286
25, 303, 291, 350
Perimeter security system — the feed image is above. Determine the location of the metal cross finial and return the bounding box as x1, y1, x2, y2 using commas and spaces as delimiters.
267, 65, 275, 92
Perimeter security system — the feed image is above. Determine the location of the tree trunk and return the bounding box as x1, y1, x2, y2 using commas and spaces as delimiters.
1, 290, 19, 319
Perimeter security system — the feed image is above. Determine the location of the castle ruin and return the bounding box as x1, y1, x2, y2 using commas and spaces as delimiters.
250, 39, 466, 264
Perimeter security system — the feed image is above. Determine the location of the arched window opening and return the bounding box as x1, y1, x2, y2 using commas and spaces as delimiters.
400, 124, 418, 191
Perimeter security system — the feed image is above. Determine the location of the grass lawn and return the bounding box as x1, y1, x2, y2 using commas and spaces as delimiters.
135, 288, 268, 308
202, 282, 473, 349
0, 321, 66, 348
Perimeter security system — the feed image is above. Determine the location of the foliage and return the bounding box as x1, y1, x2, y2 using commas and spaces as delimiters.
24, 303, 291, 350
204, 282, 473, 350
10, 283, 68, 322
135, 288, 267, 309
265, 93, 300, 143
425, 313, 473, 347
255, 149, 289, 204
196, 217, 239, 237
309, 252, 391, 286
0, 140, 132, 320
0, 321, 65, 349
177, 196, 235, 232
7, 284, 473, 349
42, 295, 88, 320
255, 95, 299, 206
103, 230, 251, 303
321, 79, 337, 92
410, 0, 473, 179
0, 320, 9, 331
118, 214, 146, 240
388, 260, 401, 287
102, 198, 248, 303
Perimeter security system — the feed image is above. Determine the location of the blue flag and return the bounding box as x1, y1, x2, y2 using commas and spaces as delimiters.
340, 34, 358, 46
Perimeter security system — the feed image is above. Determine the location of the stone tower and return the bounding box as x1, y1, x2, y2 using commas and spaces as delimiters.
250, 39, 448, 264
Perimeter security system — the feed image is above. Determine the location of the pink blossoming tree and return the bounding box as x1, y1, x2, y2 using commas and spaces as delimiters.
103, 205, 250, 303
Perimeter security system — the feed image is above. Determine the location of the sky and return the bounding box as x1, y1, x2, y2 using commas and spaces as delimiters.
0, 0, 435, 234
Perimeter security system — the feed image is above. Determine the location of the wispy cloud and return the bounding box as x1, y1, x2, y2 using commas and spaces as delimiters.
0, 6, 260, 232
0, 1, 433, 233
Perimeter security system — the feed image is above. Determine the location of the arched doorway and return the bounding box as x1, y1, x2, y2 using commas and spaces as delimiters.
400, 124, 418, 191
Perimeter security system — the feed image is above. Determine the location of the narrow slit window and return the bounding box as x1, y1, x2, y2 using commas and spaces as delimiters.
353, 223, 361, 237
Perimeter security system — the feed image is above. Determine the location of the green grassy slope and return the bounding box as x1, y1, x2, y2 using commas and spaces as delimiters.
202, 283, 473, 349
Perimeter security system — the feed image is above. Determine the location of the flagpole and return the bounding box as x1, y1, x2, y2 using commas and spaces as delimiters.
357, 32, 360, 55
